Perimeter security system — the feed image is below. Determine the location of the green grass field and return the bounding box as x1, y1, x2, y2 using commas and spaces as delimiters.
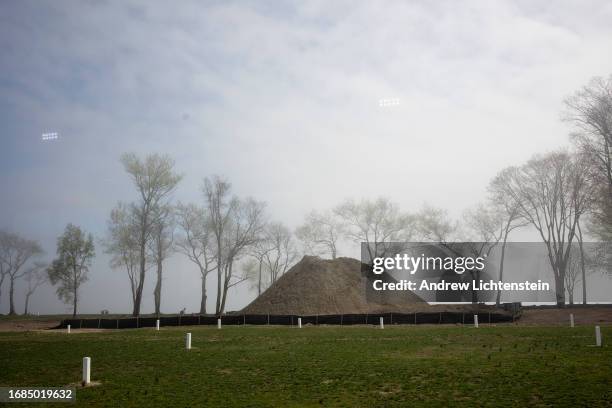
1, 325, 611, 407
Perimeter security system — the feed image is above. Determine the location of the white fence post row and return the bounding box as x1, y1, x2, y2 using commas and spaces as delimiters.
595, 326, 602, 347
570, 314, 575, 328
67, 324, 71, 334
474, 315, 479, 328
186, 333, 192, 350
82, 357, 91, 386
379, 317, 384, 329
217, 319, 222, 330
156, 319, 160, 331
298, 317, 302, 329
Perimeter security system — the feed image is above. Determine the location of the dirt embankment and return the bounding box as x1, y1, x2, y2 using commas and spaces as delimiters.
518, 306, 612, 326
0, 319, 60, 332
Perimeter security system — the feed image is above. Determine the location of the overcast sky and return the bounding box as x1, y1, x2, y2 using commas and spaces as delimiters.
1, 0, 612, 315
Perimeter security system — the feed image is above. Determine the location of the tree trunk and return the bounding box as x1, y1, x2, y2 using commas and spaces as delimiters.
219, 262, 232, 315
604, 138, 612, 193
496, 241, 508, 306
257, 260, 262, 296
129, 274, 138, 317
199, 274, 207, 315
24, 293, 31, 315
215, 266, 222, 315
133, 288, 142, 316
554, 272, 565, 306
134, 213, 148, 317
9, 277, 16, 315
72, 291, 77, 317
496, 226, 511, 307
73, 266, 78, 317
134, 239, 146, 317
214, 229, 223, 315
0, 274, 5, 308
72, 283, 78, 317
577, 222, 587, 304
154, 259, 162, 316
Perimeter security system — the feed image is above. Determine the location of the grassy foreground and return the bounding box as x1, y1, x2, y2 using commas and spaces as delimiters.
1, 325, 611, 407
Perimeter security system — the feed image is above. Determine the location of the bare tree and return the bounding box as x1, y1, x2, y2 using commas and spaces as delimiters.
0, 236, 8, 309
47, 224, 95, 317
589, 241, 612, 280
0, 265, 5, 309
564, 245, 596, 305
564, 247, 581, 305
246, 239, 273, 296
23, 262, 47, 315
264, 223, 298, 285
250, 222, 298, 293
564, 75, 612, 192
575, 218, 588, 304
120, 153, 182, 316
492, 152, 593, 305
175, 202, 216, 314
242, 258, 263, 295
564, 75, 612, 242
203, 176, 265, 314
203, 176, 235, 315
0, 230, 43, 315
414, 204, 464, 267
489, 169, 530, 305
103, 202, 143, 312
218, 197, 266, 314
462, 204, 505, 303
415, 204, 458, 243
335, 198, 414, 263
295, 210, 343, 259
463, 204, 504, 246
149, 205, 175, 316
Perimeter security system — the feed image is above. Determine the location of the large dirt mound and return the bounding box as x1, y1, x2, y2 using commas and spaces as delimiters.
242, 256, 426, 315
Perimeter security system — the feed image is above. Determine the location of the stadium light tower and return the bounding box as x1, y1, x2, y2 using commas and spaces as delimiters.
41, 132, 59, 141
378, 98, 400, 108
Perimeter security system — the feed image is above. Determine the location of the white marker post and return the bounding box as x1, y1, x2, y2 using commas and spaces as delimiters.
379, 317, 384, 329
570, 314, 575, 328
67, 324, 71, 334
595, 326, 602, 347
186, 333, 192, 350
474, 315, 479, 328
298, 317, 302, 329
156, 319, 160, 331
217, 319, 222, 330
82, 357, 91, 386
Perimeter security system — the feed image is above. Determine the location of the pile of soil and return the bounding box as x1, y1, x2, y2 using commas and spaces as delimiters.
242, 256, 496, 315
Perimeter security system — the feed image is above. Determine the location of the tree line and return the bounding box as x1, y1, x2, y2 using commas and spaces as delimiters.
0, 74, 610, 316
0, 224, 94, 317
